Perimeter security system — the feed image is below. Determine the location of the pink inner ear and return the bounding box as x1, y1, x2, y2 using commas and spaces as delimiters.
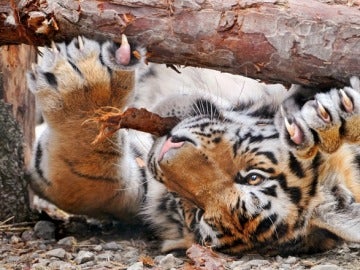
115, 42, 131, 65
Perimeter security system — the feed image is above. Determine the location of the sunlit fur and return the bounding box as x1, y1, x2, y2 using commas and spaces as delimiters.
28, 37, 360, 255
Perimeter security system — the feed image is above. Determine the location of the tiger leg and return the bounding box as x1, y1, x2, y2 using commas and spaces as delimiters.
27, 36, 146, 219
277, 77, 360, 245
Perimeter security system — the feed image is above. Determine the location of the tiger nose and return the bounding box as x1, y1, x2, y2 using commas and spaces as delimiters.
158, 137, 185, 162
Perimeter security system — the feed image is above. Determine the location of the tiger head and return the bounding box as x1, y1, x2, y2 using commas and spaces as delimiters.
148, 96, 358, 255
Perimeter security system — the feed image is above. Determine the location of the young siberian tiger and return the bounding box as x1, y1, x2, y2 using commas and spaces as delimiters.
27, 36, 360, 255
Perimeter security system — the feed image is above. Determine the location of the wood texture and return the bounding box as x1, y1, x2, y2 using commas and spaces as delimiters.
0, 44, 37, 222
0, 0, 359, 87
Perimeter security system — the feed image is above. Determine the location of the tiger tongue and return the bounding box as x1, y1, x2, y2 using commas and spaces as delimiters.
158, 138, 185, 162
115, 34, 131, 65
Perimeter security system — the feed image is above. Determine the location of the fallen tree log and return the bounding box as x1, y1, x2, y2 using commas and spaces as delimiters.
0, 0, 359, 88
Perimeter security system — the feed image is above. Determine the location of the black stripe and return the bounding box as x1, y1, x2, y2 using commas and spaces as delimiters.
263, 201, 271, 210
35, 143, 44, 178
68, 61, 83, 76
94, 150, 120, 156
248, 105, 276, 118
277, 174, 302, 204
43, 72, 57, 88
238, 212, 249, 226
309, 152, 322, 196
260, 185, 277, 197
232, 132, 279, 156
34, 143, 50, 185
256, 151, 278, 165
275, 222, 289, 239
234, 101, 254, 112
62, 157, 118, 182
249, 133, 279, 144
288, 152, 305, 178
353, 154, 360, 172
140, 167, 147, 199
254, 213, 278, 235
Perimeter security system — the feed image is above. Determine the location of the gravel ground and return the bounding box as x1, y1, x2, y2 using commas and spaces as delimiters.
1, 216, 360, 270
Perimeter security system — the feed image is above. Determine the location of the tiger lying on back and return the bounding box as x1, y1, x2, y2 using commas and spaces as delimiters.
27, 36, 360, 255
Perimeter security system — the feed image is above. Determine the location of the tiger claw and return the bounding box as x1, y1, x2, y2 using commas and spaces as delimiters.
284, 117, 295, 138
31, 63, 37, 74
316, 100, 331, 123
115, 34, 131, 65
284, 117, 303, 145
339, 89, 354, 113
78, 36, 84, 50
51, 40, 59, 53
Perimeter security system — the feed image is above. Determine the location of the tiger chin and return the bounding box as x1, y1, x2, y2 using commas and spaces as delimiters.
27, 35, 360, 256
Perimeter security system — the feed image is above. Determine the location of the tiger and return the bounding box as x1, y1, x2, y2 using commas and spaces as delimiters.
27, 36, 360, 256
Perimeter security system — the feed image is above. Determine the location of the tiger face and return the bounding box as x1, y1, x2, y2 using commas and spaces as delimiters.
148, 84, 360, 254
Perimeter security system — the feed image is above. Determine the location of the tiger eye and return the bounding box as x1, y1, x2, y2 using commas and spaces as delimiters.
246, 174, 264, 185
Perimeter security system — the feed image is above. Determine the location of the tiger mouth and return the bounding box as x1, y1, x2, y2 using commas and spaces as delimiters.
157, 135, 196, 162
158, 137, 185, 162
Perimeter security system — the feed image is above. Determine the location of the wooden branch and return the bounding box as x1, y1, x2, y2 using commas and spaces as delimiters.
86, 107, 180, 144
0, 0, 359, 87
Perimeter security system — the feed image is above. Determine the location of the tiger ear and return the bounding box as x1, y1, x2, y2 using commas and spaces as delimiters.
310, 188, 360, 243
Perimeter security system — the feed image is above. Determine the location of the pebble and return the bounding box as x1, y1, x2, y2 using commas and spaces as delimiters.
34, 221, 56, 240
127, 262, 144, 270
284, 256, 298, 264
158, 254, 183, 269
96, 251, 114, 261
93, 244, 103, 251
46, 248, 67, 259
21, 229, 36, 241
74, 250, 95, 264
9, 235, 21, 244
103, 241, 122, 251
310, 265, 341, 270
57, 236, 77, 246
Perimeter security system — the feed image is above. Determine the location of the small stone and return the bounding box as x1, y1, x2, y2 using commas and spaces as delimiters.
45, 248, 66, 259
30, 263, 48, 270
5, 255, 20, 263
276, 255, 283, 262
158, 254, 183, 270
230, 260, 245, 269
34, 221, 56, 240
48, 261, 74, 269
103, 241, 121, 251
96, 251, 114, 261
280, 263, 292, 270
58, 236, 77, 246
74, 250, 95, 264
310, 265, 341, 270
284, 256, 298, 264
21, 230, 36, 241
93, 244, 103, 251
10, 235, 21, 244
122, 247, 140, 264
243, 259, 270, 268
127, 262, 143, 270
154, 255, 165, 263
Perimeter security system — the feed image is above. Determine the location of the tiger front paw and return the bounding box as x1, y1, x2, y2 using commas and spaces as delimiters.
27, 35, 146, 127
278, 77, 360, 157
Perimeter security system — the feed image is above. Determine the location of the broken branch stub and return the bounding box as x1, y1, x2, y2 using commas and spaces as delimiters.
88, 107, 180, 144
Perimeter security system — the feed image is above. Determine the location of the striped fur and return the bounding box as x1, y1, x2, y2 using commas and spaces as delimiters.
28, 37, 360, 255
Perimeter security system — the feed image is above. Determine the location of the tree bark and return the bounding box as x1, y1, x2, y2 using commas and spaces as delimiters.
0, 44, 37, 222
0, 0, 359, 88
